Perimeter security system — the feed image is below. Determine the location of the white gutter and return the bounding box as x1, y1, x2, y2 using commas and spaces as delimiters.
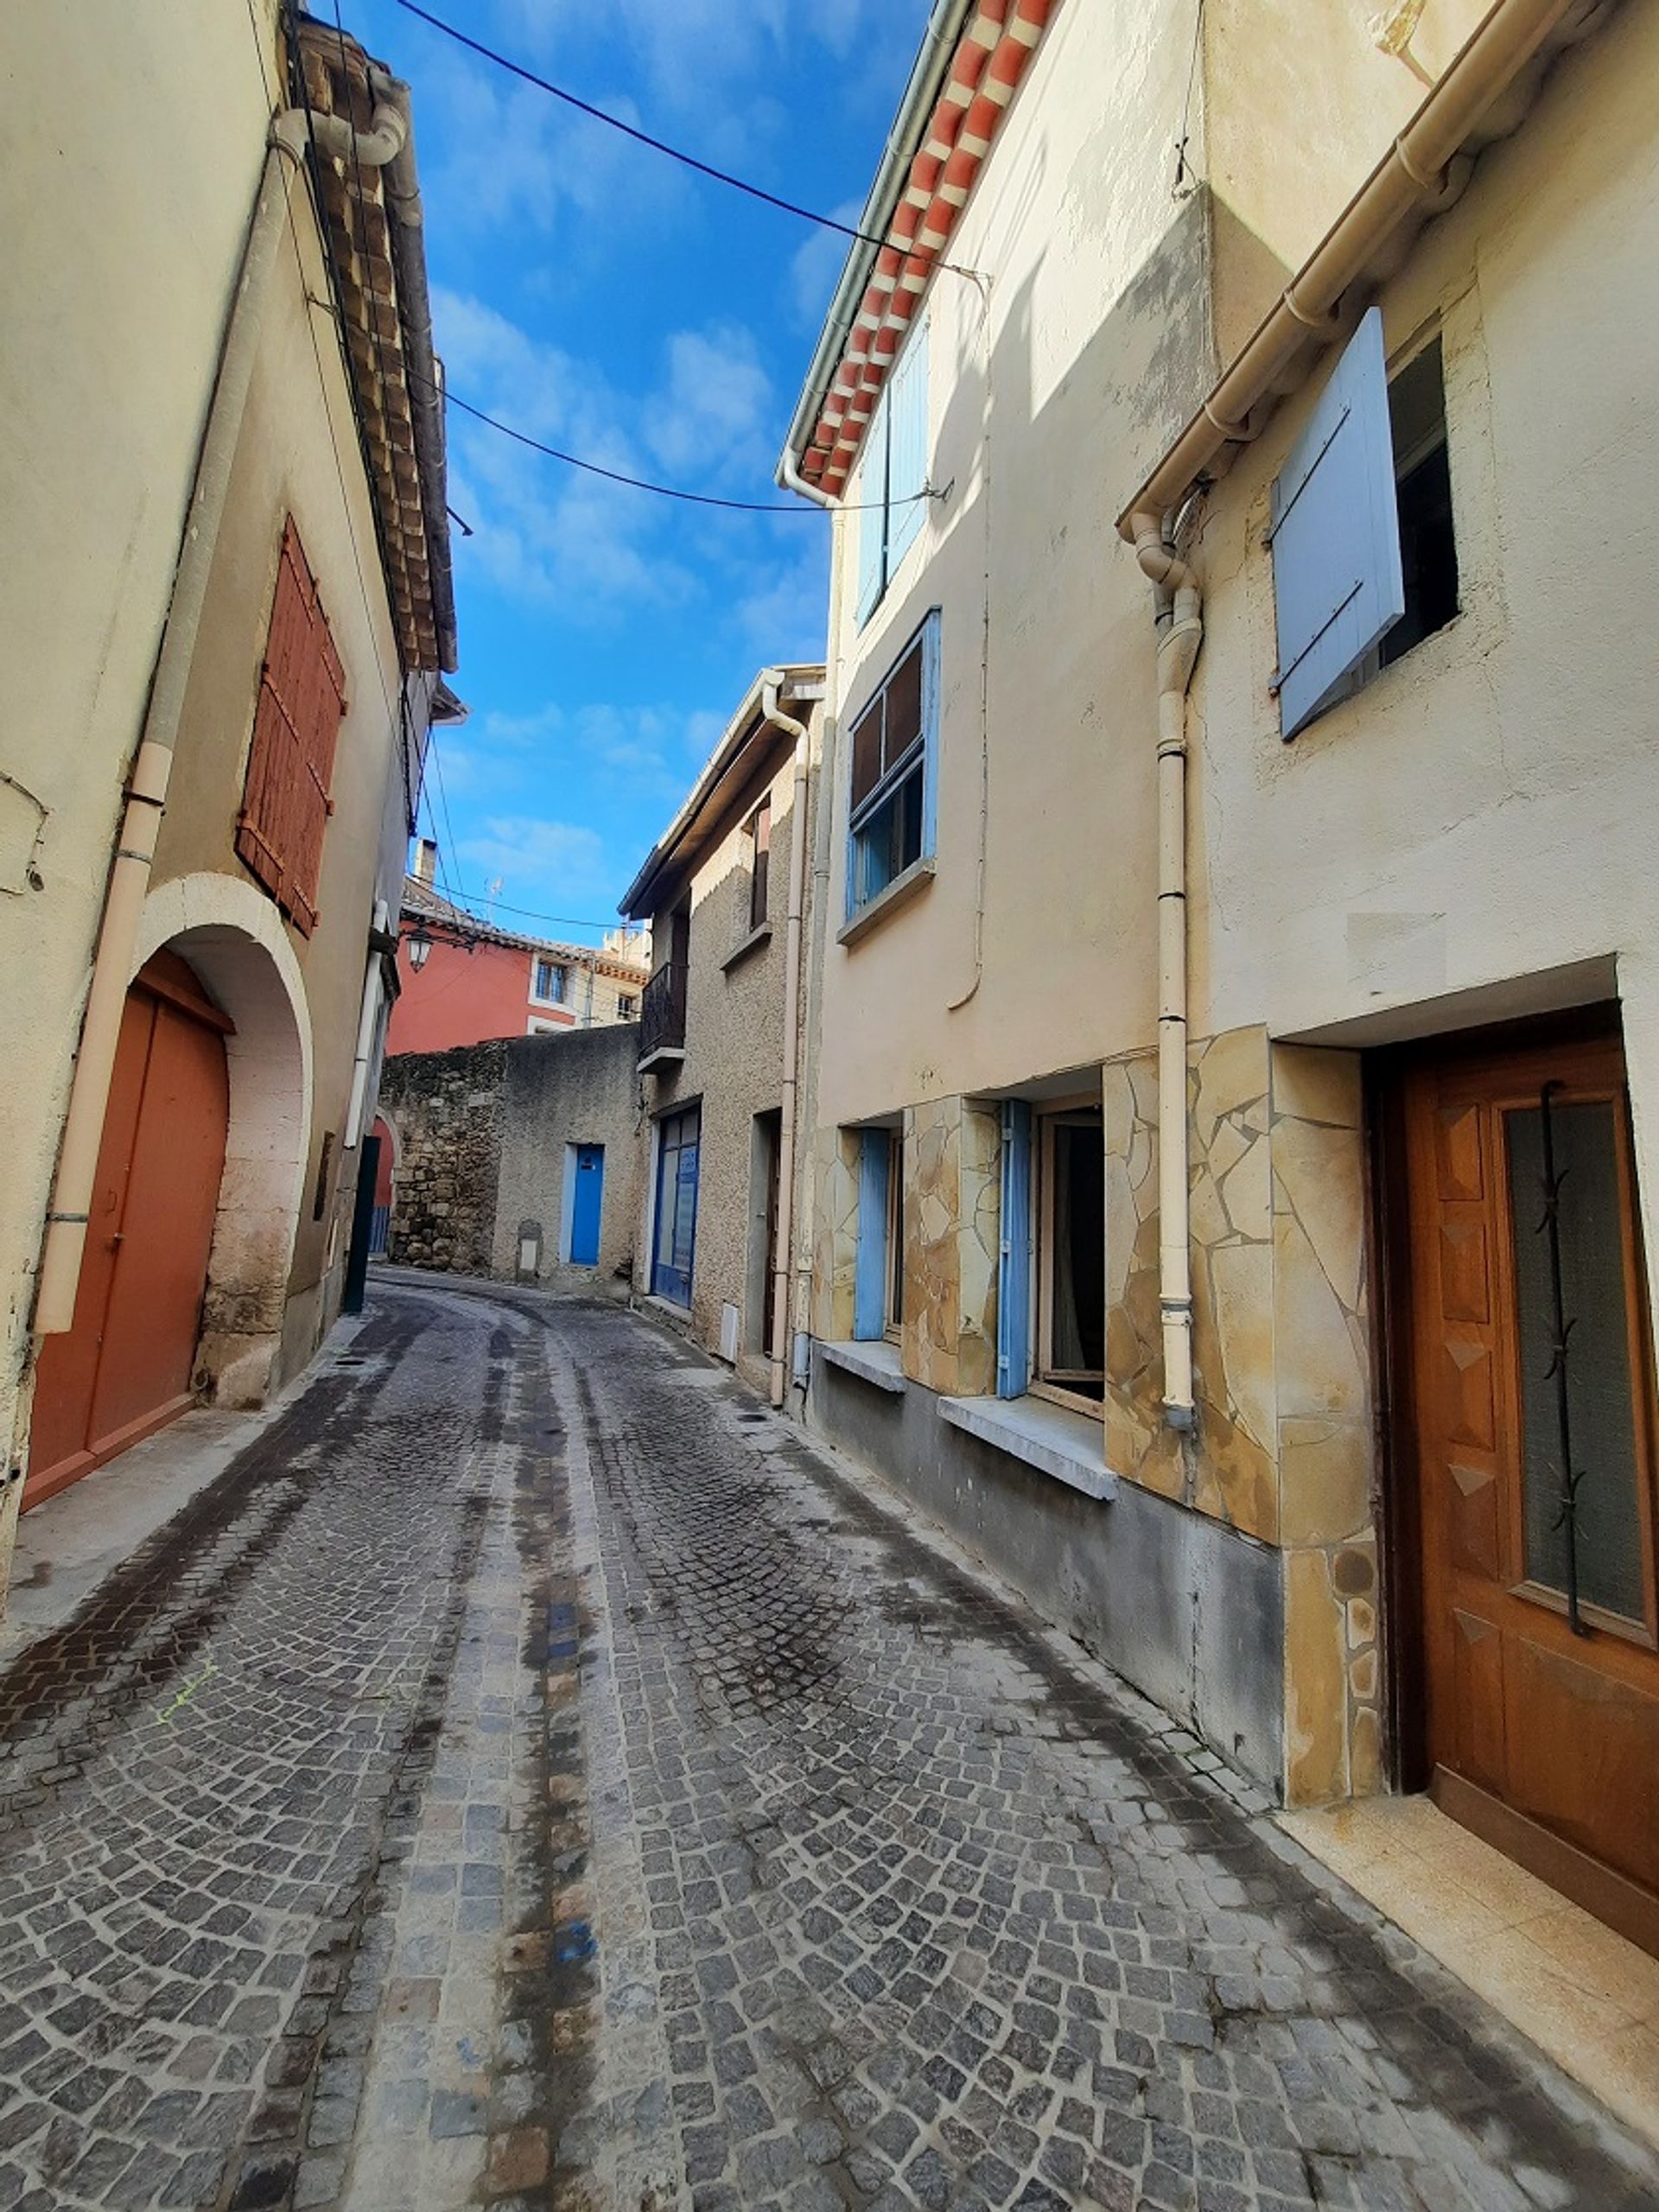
344, 899, 390, 1148
1116, 0, 1607, 537
1128, 519, 1203, 1429
34, 94, 407, 1334
762, 676, 812, 1408
775, 0, 976, 499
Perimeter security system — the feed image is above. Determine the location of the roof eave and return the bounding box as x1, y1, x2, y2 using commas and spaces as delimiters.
776, 0, 977, 495
1116, 0, 1617, 541
620, 665, 823, 919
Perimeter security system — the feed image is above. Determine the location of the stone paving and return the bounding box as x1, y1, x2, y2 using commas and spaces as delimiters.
0, 1277, 1654, 2210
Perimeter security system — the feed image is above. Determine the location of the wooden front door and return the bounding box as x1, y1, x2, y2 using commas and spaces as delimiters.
27, 954, 231, 1509
1396, 1023, 1659, 1948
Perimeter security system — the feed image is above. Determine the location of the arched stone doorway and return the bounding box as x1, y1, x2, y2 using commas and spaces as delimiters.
26, 877, 311, 1503
130, 875, 312, 1412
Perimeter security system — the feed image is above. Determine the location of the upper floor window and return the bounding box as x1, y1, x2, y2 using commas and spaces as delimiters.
745, 795, 772, 933
1269, 308, 1459, 739
616, 994, 637, 1020
237, 516, 346, 938
847, 612, 939, 921
533, 957, 568, 1005
855, 321, 930, 628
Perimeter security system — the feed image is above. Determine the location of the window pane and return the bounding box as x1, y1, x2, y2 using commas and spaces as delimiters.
884, 638, 924, 762
850, 696, 885, 813
853, 760, 925, 906
1048, 1117, 1104, 1392
673, 1141, 700, 1273
1506, 1102, 1646, 1624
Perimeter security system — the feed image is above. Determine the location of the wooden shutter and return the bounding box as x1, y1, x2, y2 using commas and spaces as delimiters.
855, 387, 889, 628
854, 1129, 891, 1341
885, 321, 929, 573
237, 517, 347, 936
1268, 307, 1405, 739
997, 1101, 1033, 1399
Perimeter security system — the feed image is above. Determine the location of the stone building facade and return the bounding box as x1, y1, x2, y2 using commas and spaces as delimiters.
621, 668, 824, 1399
778, 0, 1659, 1971
377, 1025, 642, 1294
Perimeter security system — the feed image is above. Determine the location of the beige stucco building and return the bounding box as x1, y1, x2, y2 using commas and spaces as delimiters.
622, 669, 826, 1399
0, 3, 454, 1590
781, 0, 1659, 1944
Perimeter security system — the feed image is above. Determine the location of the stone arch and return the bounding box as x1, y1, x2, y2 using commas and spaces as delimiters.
133, 874, 312, 1407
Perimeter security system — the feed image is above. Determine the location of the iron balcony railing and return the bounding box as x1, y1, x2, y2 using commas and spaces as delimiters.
639, 960, 687, 1058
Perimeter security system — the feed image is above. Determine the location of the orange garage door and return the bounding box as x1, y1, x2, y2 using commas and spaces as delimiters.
27, 952, 231, 1509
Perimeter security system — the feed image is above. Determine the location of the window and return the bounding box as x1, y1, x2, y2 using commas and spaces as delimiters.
995, 1099, 1103, 1410
532, 957, 567, 1005
853, 1126, 902, 1342
847, 613, 939, 920
1380, 340, 1458, 667
237, 516, 346, 937
652, 1103, 701, 1307
1268, 308, 1459, 739
855, 321, 930, 626
745, 796, 772, 933
616, 995, 637, 1020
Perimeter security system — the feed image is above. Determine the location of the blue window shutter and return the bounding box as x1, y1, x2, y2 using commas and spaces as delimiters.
996, 1102, 1033, 1399
1269, 307, 1405, 739
885, 321, 929, 572
920, 607, 941, 859
855, 389, 889, 629
854, 1129, 890, 1340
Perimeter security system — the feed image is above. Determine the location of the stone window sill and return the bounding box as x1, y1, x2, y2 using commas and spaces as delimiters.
721, 922, 772, 974
836, 856, 935, 948
938, 1393, 1117, 1501
817, 1338, 906, 1395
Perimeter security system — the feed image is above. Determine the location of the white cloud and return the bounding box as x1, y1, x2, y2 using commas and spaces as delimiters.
645, 324, 774, 480
789, 201, 861, 332
458, 816, 613, 907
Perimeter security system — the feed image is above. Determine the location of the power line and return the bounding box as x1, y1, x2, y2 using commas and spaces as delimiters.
387, 0, 979, 275
429, 378, 915, 514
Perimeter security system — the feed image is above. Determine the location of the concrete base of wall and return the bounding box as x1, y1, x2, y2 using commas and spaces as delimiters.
807, 1351, 1285, 1794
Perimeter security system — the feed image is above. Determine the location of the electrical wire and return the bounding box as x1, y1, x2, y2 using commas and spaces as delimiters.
387, 0, 981, 275
426, 376, 916, 514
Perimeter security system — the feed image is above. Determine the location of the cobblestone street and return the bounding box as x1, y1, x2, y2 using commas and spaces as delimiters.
0, 1280, 1656, 2210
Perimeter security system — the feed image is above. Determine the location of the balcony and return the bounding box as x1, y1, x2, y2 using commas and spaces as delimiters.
638, 960, 687, 1072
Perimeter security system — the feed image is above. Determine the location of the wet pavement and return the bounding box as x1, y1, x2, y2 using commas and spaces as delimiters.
0, 1278, 1654, 2210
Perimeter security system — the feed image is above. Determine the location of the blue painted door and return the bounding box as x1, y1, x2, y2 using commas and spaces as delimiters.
652, 1104, 701, 1306
570, 1144, 604, 1266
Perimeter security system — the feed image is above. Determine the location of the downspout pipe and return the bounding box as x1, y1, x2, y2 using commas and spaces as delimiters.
34, 97, 404, 1336
763, 675, 812, 1408
1131, 513, 1204, 1431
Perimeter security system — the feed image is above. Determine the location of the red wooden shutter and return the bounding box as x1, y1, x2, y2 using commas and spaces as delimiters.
237, 517, 347, 937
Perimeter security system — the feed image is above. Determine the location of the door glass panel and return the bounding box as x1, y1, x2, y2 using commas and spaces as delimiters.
1046, 1115, 1105, 1393
1505, 1099, 1646, 1624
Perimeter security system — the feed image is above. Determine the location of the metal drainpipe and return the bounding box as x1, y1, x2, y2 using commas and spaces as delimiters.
33, 93, 407, 1334
763, 676, 812, 1408
1130, 513, 1204, 1430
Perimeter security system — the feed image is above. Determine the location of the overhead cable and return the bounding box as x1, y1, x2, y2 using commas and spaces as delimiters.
387, 0, 980, 275
429, 378, 925, 513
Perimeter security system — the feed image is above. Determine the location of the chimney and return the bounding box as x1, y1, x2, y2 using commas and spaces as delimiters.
413, 837, 438, 887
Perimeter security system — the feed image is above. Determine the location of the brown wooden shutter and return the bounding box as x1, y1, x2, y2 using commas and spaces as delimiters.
236, 517, 347, 937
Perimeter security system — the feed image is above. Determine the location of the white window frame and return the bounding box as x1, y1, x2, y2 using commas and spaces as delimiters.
845, 610, 941, 924
531, 955, 568, 1007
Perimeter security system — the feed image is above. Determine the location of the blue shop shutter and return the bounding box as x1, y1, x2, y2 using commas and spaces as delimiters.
854, 1128, 891, 1341
855, 387, 889, 629
885, 321, 930, 573
1269, 307, 1405, 739
996, 1101, 1033, 1400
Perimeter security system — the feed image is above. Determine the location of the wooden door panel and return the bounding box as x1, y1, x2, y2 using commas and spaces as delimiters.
89, 1001, 228, 1454
1507, 1636, 1659, 1887
1446, 1459, 1502, 1580
24, 993, 157, 1505
1439, 1336, 1497, 1452
1450, 1610, 1507, 1795
1400, 1025, 1659, 1917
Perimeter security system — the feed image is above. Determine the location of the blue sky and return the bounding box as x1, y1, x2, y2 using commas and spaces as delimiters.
345, 0, 933, 942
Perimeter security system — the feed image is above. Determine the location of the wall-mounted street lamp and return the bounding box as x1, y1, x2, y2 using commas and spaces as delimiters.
405, 925, 434, 973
